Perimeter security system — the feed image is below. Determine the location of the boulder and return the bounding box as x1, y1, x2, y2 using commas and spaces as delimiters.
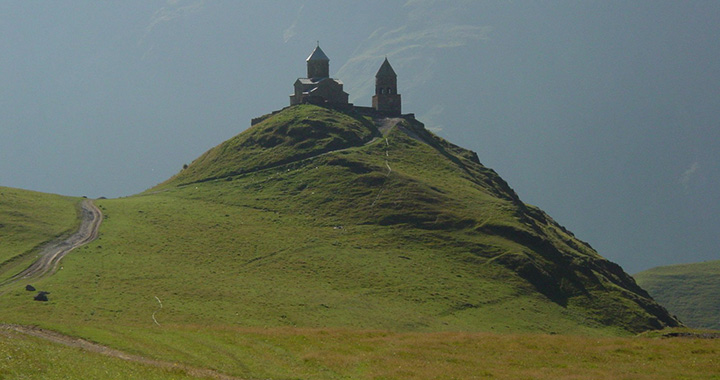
34, 291, 50, 302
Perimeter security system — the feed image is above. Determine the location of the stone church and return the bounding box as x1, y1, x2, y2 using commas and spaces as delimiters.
289, 45, 349, 107
290, 45, 402, 116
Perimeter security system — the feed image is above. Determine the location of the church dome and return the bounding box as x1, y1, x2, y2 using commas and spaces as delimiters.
307, 45, 329, 62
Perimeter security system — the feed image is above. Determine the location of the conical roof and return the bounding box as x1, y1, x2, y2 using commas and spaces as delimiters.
375, 58, 396, 77
307, 45, 329, 61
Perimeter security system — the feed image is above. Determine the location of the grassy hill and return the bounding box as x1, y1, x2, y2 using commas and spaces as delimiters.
153, 104, 678, 333
0, 104, 696, 378
635, 260, 720, 330
0, 188, 80, 283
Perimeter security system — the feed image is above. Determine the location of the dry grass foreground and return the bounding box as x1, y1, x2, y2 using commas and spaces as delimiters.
2, 324, 719, 379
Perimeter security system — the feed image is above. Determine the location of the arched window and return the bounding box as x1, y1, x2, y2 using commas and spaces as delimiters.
387, 87, 393, 94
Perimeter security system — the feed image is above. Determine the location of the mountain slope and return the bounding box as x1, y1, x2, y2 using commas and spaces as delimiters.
0, 104, 687, 377
150, 104, 677, 333
635, 260, 720, 330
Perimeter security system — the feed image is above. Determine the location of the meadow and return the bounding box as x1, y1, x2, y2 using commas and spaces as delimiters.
2, 174, 714, 378
1, 324, 718, 379
0, 328, 198, 380
0, 105, 713, 378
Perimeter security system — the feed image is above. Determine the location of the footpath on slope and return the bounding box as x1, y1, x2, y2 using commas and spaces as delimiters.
0, 199, 102, 289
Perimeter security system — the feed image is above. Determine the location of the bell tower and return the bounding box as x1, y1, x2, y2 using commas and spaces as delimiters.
306, 44, 329, 79
372, 58, 401, 115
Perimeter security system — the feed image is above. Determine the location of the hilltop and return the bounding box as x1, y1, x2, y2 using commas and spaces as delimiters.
635, 260, 720, 330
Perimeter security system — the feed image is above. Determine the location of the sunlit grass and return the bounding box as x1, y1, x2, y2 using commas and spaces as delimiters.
7, 326, 718, 379
0, 329, 198, 380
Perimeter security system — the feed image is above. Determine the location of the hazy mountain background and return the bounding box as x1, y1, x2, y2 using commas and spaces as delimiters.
1, 1, 718, 274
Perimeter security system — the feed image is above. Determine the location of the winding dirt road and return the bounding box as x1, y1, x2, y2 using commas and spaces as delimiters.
0, 200, 246, 379
0, 199, 102, 287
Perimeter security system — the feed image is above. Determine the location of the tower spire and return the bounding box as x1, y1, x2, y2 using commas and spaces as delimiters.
372, 57, 401, 115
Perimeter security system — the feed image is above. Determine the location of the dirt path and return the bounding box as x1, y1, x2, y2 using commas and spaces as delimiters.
0, 199, 102, 288
0, 324, 246, 379
377, 117, 403, 135
0, 199, 245, 379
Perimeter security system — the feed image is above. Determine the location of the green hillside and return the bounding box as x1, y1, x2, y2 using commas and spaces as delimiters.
153, 104, 678, 333
0, 188, 80, 283
160, 105, 378, 187
635, 260, 720, 330
0, 104, 690, 378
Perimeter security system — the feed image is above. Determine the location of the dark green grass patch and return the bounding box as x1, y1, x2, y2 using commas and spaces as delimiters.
636, 261, 720, 329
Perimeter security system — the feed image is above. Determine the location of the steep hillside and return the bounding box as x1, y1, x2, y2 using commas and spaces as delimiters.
635, 260, 720, 330
151, 104, 678, 333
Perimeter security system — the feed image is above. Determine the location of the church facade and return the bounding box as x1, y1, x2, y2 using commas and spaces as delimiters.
289, 45, 402, 116
289, 45, 349, 107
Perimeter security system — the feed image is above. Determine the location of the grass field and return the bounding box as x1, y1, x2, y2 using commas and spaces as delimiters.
0, 105, 700, 378
0, 328, 202, 380
1, 325, 718, 379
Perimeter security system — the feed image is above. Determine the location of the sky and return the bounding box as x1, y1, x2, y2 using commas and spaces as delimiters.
1, 1, 719, 273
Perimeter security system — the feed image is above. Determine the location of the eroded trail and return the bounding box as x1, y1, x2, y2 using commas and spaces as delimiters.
0, 199, 102, 287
